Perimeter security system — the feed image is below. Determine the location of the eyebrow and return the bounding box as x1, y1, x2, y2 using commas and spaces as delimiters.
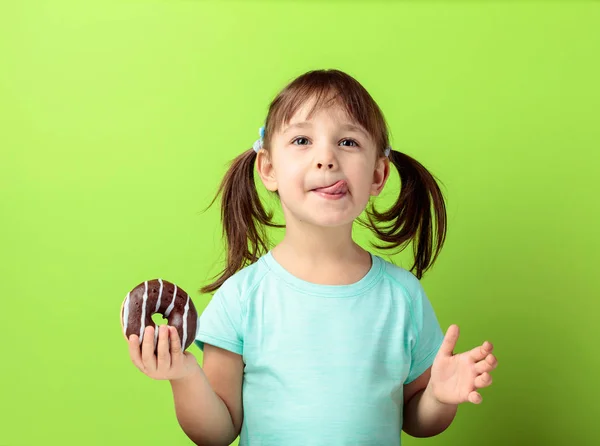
283, 122, 312, 133
283, 121, 369, 138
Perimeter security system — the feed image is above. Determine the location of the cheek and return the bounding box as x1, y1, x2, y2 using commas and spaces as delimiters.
349, 163, 377, 197
349, 162, 372, 183
286, 164, 305, 181
274, 156, 305, 193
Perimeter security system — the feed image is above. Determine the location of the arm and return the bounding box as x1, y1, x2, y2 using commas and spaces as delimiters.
402, 366, 458, 438
170, 344, 244, 446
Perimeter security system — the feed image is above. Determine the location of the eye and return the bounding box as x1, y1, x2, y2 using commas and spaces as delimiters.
291, 136, 311, 146
340, 138, 359, 147
290, 137, 360, 147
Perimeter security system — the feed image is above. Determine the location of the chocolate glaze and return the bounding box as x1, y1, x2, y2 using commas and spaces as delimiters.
120, 279, 198, 351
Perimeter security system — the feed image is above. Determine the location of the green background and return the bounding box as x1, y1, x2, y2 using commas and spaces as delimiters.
1, 1, 599, 445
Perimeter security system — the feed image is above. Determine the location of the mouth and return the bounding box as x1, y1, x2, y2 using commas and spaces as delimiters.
311, 180, 348, 199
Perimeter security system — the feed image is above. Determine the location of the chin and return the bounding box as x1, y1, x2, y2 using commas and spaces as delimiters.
281, 196, 366, 228
303, 210, 360, 228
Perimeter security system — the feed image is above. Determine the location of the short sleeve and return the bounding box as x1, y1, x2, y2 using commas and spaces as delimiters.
194, 280, 244, 356
405, 279, 444, 383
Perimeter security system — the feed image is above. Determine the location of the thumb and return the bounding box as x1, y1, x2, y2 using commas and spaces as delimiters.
438, 324, 460, 357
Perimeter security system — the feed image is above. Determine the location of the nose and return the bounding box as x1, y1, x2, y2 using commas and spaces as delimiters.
317, 162, 335, 169
315, 146, 337, 170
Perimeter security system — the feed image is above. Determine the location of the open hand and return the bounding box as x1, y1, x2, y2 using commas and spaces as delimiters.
430, 324, 497, 405
128, 324, 200, 381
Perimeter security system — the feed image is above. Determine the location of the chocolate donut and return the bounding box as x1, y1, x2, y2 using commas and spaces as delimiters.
120, 278, 198, 351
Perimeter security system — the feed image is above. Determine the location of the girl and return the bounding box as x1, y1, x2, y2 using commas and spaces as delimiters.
128, 69, 498, 446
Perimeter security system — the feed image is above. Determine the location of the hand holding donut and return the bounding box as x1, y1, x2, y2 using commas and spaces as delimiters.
128, 324, 200, 381
120, 279, 201, 381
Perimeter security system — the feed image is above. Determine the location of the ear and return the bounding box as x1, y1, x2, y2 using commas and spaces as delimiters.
370, 156, 390, 196
255, 149, 278, 192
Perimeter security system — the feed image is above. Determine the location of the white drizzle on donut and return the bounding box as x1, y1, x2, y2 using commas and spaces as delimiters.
153, 279, 164, 346
165, 284, 177, 317
122, 292, 130, 335
155, 278, 163, 313
182, 294, 190, 350
139, 281, 148, 344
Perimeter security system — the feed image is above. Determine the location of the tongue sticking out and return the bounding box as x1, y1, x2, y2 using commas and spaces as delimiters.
313, 180, 348, 194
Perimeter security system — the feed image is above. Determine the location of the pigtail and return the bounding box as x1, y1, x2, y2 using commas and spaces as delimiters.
199, 148, 283, 294
365, 149, 448, 279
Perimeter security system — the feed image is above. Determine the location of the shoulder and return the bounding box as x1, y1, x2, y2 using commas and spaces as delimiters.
194, 257, 270, 346
209, 256, 271, 303
376, 255, 426, 303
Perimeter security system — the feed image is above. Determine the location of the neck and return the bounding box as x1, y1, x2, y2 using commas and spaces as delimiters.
278, 218, 359, 261
270, 217, 372, 285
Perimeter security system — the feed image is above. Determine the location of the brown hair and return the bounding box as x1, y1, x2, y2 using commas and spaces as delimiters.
199, 69, 447, 294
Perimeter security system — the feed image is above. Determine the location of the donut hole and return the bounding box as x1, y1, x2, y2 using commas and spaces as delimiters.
151, 312, 169, 326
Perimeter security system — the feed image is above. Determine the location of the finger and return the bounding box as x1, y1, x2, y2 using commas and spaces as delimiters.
474, 353, 498, 374
156, 325, 171, 371
128, 334, 144, 371
468, 391, 482, 404
141, 325, 157, 372
438, 324, 460, 357
474, 372, 493, 389
469, 341, 494, 362
169, 326, 183, 357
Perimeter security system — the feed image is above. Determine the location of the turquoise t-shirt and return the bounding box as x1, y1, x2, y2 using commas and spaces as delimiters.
195, 251, 444, 446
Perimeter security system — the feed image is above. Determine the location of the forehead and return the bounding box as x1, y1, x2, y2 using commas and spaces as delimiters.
289, 96, 350, 123
279, 98, 368, 135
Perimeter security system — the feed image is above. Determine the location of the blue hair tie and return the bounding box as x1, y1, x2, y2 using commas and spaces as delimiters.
253, 126, 265, 153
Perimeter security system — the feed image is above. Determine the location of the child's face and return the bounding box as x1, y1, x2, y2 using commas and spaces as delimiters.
257, 100, 390, 229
